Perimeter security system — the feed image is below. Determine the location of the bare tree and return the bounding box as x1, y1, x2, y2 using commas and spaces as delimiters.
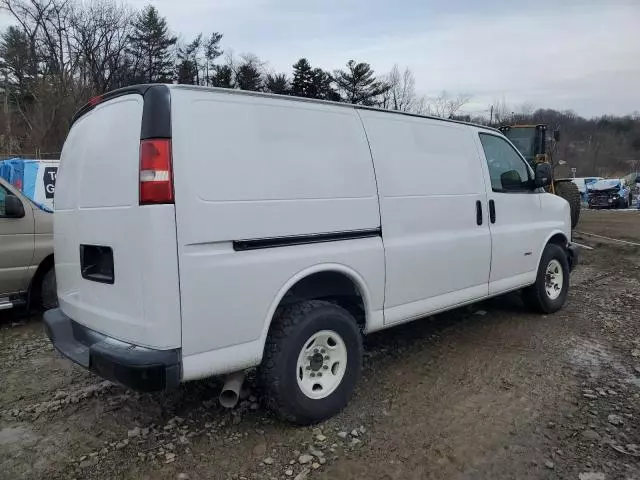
70, 0, 133, 93
382, 64, 416, 112
0, 0, 85, 151
411, 95, 428, 115
1, 0, 50, 77
518, 102, 535, 116
426, 91, 471, 118
491, 97, 511, 125
2, 0, 80, 80
511, 101, 536, 124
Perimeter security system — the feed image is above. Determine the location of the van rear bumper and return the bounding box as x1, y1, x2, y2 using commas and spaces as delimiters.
43, 308, 181, 392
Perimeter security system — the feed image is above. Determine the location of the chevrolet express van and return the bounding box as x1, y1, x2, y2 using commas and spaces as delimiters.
44, 85, 578, 424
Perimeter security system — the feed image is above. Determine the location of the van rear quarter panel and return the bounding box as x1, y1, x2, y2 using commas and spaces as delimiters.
169, 88, 384, 369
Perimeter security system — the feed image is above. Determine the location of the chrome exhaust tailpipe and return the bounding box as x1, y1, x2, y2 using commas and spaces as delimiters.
219, 371, 245, 409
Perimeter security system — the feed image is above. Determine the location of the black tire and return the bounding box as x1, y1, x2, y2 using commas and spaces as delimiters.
522, 244, 569, 314
40, 267, 58, 310
555, 180, 581, 229
258, 300, 362, 425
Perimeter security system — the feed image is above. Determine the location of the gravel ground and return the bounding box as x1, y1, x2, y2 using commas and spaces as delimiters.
1, 209, 639, 480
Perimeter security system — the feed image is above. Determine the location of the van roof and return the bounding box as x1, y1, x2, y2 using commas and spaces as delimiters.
73, 83, 497, 133
171, 84, 497, 132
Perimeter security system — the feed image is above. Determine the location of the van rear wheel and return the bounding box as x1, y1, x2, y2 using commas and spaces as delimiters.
522, 244, 569, 314
258, 300, 362, 424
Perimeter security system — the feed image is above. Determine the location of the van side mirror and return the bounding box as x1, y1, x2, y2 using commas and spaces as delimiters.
553, 130, 560, 142
534, 163, 552, 188
4, 194, 25, 218
500, 170, 524, 190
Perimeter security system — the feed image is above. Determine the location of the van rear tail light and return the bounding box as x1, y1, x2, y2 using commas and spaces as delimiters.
139, 139, 174, 205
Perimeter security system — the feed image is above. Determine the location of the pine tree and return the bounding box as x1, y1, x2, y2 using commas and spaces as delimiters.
235, 56, 262, 91
334, 60, 390, 105
175, 57, 198, 85
291, 58, 314, 98
291, 59, 338, 100
265, 73, 289, 95
0, 26, 36, 95
204, 32, 223, 85
210, 64, 234, 88
127, 5, 177, 83
176, 34, 201, 85
311, 68, 339, 101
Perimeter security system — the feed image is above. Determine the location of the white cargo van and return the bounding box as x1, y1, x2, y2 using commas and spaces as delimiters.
44, 85, 579, 424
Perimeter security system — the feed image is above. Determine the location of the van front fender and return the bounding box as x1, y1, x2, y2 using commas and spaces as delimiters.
536, 230, 570, 271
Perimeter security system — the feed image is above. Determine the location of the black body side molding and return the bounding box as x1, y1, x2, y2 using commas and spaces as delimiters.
233, 228, 382, 251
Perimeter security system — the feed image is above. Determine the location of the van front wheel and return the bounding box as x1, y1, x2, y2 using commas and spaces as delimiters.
522, 244, 569, 314
259, 300, 362, 424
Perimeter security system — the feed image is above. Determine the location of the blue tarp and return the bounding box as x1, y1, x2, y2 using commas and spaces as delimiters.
0, 158, 25, 189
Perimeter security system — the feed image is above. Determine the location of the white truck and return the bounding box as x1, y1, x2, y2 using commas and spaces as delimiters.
44, 85, 579, 424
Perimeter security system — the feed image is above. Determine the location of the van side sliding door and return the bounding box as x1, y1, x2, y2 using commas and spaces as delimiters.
358, 110, 491, 325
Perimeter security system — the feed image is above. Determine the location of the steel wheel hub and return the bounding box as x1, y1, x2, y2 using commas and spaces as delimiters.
545, 259, 563, 300
296, 330, 347, 399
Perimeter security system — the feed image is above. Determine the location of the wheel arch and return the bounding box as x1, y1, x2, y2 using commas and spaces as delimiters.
258, 264, 373, 354
536, 230, 568, 271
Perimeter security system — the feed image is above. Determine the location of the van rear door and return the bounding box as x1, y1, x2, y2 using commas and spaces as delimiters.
54, 86, 181, 350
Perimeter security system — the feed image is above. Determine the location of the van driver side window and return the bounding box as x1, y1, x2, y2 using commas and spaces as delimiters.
479, 133, 532, 192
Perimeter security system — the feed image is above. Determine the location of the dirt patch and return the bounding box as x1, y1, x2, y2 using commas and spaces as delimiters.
1, 210, 639, 480
577, 209, 640, 245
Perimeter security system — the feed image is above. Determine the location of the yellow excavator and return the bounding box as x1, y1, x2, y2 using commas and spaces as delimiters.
499, 124, 581, 228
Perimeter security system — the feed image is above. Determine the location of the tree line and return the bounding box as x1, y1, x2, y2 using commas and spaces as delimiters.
0, 0, 475, 154
0, 0, 638, 177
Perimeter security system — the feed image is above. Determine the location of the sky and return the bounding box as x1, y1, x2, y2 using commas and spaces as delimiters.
3, 0, 640, 117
